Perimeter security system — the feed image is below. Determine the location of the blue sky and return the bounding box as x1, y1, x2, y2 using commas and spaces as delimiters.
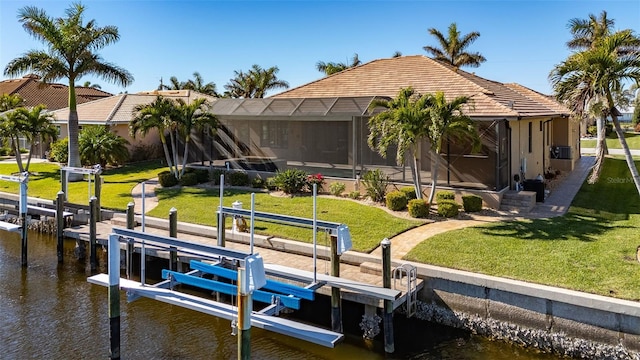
1, 0, 638, 97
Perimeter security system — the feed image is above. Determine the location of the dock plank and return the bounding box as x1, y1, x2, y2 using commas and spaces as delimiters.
264, 263, 401, 301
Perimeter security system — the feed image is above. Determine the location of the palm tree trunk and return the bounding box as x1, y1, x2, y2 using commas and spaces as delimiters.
427, 151, 440, 206
12, 136, 24, 173
411, 144, 423, 199
612, 116, 640, 196
67, 82, 82, 181
160, 138, 174, 176
589, 115, 609, 183
25, 143, 33, 173
180, 140, 190, 178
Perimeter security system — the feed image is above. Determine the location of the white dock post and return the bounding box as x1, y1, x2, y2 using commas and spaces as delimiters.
381, 238, 394, 353
19, 178, 28, 267
108, 234, 121, 359
237, 267, 251, 360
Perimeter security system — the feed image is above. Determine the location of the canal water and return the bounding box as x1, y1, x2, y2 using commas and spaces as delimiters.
1, 231, 564, 360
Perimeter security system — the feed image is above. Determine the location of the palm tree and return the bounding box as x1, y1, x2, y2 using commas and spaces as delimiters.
224, 64, 289, 98
0, 104, 56, 172
567, 10, 614, 50
173, 98, 218, 177
368, 88, 480, 205
79, 125, 129, 167
316, 53, 361, 76
421, 92, 480, 204
423, 22, 486, 68
564, 11, 618, 167
130, 96, 178, 177
185, 72, 218, 97
82, 81, 102, 89
550, 30, 640, 195
0, 93, 25, 112
4, 3, 133, 177
368, 88, 431, 200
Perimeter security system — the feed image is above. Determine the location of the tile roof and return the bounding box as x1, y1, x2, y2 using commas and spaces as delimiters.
273, 55, 569, 119
0, 75, 112, 110
49, 90, 217, 124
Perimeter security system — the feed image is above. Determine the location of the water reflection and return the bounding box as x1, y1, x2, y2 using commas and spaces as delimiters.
0, 232, 562, 359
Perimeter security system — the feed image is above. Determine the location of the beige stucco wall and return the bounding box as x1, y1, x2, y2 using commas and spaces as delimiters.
510, 117, 553, 180
56, 122, 161, 153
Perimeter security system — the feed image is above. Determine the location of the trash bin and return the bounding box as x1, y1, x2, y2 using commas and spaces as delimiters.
523, 179, 545, 202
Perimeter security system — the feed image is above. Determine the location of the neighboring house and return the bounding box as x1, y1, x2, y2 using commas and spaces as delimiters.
0, 74, 112, 110
50, 56, 578, 208
49, 90, 218, 161
0, 74, 113, 155
619, 107, 635, 123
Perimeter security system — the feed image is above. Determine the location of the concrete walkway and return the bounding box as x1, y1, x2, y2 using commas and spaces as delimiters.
130, 156, 596, 261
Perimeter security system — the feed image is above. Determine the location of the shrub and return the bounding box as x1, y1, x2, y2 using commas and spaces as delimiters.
437, 199, 459, 218
408, 199, 429, 218
400, 186, 418, 200
129, 143, 162, 163
436, 191, 455, 203
265, 177, 277, 190
0, 147, 10, 156
179, 172, 198, 186
274, 169, 309, 194
329, 182, 346, 196
348, 191, 361, 200
307, 173, 325, 192
194, 168, 210, 183
386, 190, 408, 211
587, 125, 597, 136
211, 169, 226, 185
49, 138, 68, 164
251, 176, 265, 189
228, 171, 250, 186
462, 195, 483, 212
158, 171, 178, 187
362, 169, 389, 202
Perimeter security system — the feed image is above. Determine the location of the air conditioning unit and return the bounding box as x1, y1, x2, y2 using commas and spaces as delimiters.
551, 146, 571, 159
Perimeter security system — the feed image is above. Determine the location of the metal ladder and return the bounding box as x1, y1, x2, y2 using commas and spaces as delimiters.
392, 263, 417, 317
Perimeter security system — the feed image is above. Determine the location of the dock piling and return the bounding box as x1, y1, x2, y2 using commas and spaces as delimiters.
56, 191, 65, 263
108, 234, 121, 359
330, 234, 342, 333
169, 208, 178, 271
381, 238, 394, 353
90, 196, 98, 271
237, 267, 251, 360
20, 179, 28, 267
126, 202, 135, 279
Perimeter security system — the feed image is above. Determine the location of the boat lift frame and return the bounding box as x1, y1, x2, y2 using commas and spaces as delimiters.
0, 172, 29, 266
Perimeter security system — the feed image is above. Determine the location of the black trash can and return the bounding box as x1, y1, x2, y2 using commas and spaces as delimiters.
523, 179, 545, 202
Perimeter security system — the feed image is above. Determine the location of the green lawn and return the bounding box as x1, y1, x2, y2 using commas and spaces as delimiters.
0, 160, 167, 211
581, 131, 640, 149
148, 187, 424, 253
405, 157, 640, 301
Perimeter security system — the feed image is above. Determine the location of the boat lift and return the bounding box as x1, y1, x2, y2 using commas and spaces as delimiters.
88, 227, 344, 359
0, 172, 29, 266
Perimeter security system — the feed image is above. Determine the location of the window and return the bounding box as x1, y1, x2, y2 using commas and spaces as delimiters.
528, 122, 532, 153
261, 121, 288, 148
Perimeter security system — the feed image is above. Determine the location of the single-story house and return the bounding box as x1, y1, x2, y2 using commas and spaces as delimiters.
49, 56, 578, 208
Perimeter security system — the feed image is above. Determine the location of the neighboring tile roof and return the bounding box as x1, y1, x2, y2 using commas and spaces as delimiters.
49, 90, 217, 124
273, 55, 569, 119
0, 75, 112, 110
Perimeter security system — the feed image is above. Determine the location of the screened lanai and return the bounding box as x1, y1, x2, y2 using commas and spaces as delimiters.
187, 97, 508, 191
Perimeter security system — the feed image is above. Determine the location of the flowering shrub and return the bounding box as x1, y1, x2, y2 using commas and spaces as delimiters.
306, 173, 325, 192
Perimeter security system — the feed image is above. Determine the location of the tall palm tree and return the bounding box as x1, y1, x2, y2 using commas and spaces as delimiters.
567, 10, 614, 50
423, 22, 486, 69
4, 3, 133, 177
130, 96, 178, 177
551, 30, 640, 195
564, 11, 618, 166
173, 98, 218, 177
224, 64, 289, 98
316, 53, 361, 76
185, 72, 218, 97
